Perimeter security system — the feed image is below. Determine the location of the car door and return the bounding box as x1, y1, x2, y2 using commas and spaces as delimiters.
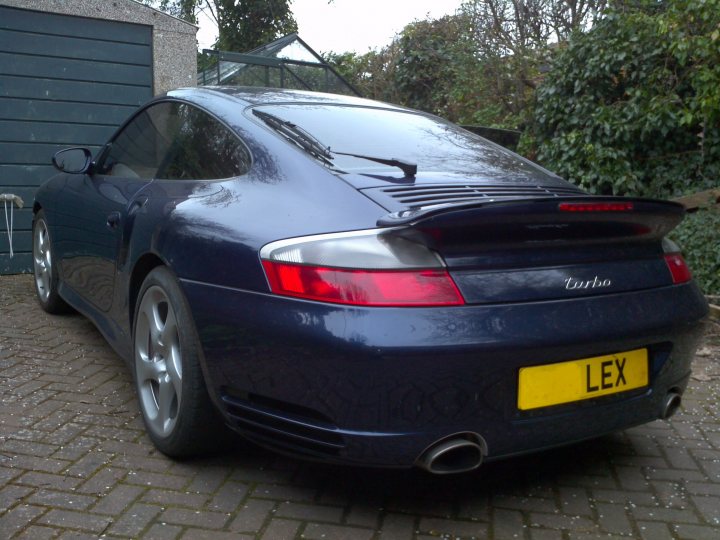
57, 102, 179, 311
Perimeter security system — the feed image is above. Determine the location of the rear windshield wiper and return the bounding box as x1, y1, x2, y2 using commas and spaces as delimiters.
253, 109, 417, 177
253, 109, 333, 164
328, 151, 417, 178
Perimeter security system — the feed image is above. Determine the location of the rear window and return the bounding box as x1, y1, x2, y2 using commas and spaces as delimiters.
252, 104, 553, 179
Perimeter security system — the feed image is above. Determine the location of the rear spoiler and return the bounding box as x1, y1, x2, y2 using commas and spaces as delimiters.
378, 196, 686, 244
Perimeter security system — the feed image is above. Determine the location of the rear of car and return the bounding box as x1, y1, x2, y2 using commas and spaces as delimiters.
181, 91, 708, 472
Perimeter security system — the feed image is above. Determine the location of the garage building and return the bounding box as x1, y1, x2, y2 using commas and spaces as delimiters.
0, 0, 197, 274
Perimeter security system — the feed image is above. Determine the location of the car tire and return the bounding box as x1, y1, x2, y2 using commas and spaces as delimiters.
133, 266, 224, 457
32, 210, 71, 314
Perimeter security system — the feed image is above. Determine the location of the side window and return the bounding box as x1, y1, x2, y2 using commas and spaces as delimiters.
100, 102, 178, 178
158, 104, 251, 180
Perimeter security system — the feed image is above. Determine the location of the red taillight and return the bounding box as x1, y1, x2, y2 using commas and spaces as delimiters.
664, 253, 692, 284
262, 261, 465, 306
559, 202, 634, 212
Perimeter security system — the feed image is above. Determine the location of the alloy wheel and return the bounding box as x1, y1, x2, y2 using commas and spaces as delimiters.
33, 219, 52, 302
134, 285, 183, 438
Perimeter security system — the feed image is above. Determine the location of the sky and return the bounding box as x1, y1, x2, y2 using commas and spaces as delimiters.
196, 0, 464, 53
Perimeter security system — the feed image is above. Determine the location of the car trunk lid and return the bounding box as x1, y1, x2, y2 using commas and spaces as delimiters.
378, 194, 686, 304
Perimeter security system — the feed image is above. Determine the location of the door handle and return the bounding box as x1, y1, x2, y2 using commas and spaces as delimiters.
106, 211, 121, 228
128, 195, 149, 215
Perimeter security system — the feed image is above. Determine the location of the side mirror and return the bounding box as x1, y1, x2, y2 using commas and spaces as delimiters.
52, 147, 93, 174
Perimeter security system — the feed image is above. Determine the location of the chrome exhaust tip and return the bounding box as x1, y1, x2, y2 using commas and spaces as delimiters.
416, 433, 487, 475
661, 391, 682, 419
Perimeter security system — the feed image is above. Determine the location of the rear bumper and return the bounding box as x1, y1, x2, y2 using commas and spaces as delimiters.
181, 279, 708, 467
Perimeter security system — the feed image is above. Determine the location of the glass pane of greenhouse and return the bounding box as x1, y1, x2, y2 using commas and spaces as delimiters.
198, 33, 360, 97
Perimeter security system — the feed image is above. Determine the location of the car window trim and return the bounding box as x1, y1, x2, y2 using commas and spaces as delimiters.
96, 98, 255, 183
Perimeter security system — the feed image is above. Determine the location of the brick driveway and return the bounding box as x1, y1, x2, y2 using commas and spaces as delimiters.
1, 274, 719, 540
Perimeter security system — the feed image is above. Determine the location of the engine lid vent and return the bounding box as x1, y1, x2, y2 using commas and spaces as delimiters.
362, 183, 586, 212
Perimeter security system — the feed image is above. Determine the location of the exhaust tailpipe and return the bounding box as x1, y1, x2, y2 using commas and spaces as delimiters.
661, 391, 682, 419
416, 434, 487, 474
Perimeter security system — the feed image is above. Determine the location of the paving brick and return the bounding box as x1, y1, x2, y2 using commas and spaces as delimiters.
690, 495, 720, 523
529, 513, 596, 532
124, 470, 189, 490
698, 458, 720, 482
558, 487, 593, 516
419, 517, 488, 538
75, 466, 127, 495
0, 504, 47, 537
491, 508, 525, 539
5, 455, 70, 474
457, 495, 491, 522
493, 495, 556, 514
185, 467, 228, 493
27, 489, 98, 511
38, 509, 113, 533
378, 513, 415, 540
637, 521, 674, 540
253, 482, 316, 502
674, 523, 720, 540
107, 502, 162, 537
13, 524, 60, 540
275, 501, 344, 522
0, 484, 32, 511
180, 529, 254, 540
90, 483, 145, 515
44, 424, 90, 448
160, 507, 230, 529
261, 518, 301, 540
595, 502, 633, 535
384, 495, 454, 518
142, 488, 209, 508
2, 438, 59, 458
206, 481, 249, 513
663, 447, 701, 470
590, 487, 657, 507
632, 503, 701, 524
229, 498, 275, 532
141, 522, 183, 540
64, 451, 114, 479
645, 467, 707, 482
303, 523, 375, 540
686, 482, 720, 497
56, 531, 102, 540
614, 466, 650, 491
529, 529, 563, 540
345, 505, 381, 528
16, 471, 82, 490
112, 453, 175, 474
0, 465, 22, 484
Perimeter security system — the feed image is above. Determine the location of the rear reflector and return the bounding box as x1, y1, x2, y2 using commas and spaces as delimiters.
664, 254, 692, 284
262, 261, 465, 306
559, 202, 634, 212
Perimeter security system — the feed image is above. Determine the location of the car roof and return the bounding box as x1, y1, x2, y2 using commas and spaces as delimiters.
167, 86, 408, 111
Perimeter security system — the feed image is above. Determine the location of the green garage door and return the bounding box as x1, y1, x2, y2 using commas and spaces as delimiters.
0, 5, 153, 274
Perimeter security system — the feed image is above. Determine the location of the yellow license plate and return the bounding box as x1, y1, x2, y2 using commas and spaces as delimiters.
518, 348, 648, 410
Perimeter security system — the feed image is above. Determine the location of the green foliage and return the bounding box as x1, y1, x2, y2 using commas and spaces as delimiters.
214, 0, 297, 52
394, 15, 474, 120
528, 0, 720, 199
323, 14, 528, 127
670, 209, 720, 295
141, 0, 197, 23
322, 48, 403, 105
527, 0, 720, 292
142, 0, 297, 52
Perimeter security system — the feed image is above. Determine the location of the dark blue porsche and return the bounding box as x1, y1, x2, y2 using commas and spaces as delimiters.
33, 87, 708, 473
